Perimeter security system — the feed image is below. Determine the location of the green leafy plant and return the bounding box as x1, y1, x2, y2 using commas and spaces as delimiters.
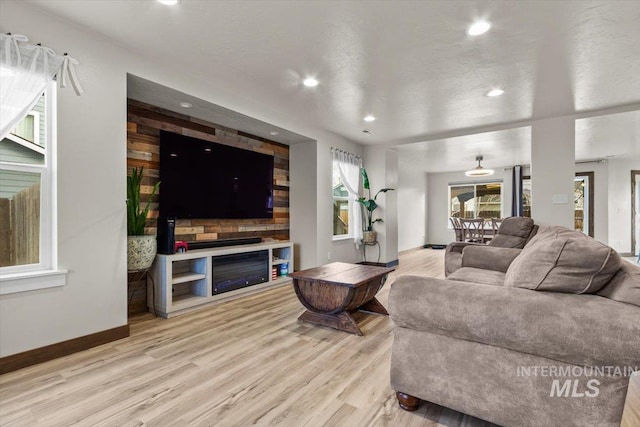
357, 167, 394, 232
127, 167, 160, 236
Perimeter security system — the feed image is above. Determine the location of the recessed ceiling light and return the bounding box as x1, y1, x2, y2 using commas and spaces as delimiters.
364, 115, 376, 122
269, 131, 279, 136
303, 77, 319, 87
179, 102, 192, 108
485, 89, 504, 97
158, 0, 179, 5
467, 21, 491, 36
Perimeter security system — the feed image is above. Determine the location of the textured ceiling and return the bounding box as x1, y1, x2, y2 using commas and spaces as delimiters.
397, 110, 640, 172
24, 0, 640, 170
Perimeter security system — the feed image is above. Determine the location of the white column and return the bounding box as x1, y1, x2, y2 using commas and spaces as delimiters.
530, 117, 575, 228
363, 146, 399, 265
290, 141, 318, 270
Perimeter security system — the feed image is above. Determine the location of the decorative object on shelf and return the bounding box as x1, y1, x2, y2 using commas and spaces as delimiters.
465, 155, 494, 177
127, 167, 160, 272
280, 262, 289, 277
175, 241, 188, 253
357, 167, 394, 244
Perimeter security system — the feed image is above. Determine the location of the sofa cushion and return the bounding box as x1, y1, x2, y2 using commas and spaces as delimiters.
489, 216, 535, 249
447, 267, 505, 287
504, 227, 621, 294
389, 275, 640, 367
461, 246, 522, 273
597, 262, 640, 307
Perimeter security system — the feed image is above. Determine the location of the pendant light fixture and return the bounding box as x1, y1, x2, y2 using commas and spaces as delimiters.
465, 156, 494, 177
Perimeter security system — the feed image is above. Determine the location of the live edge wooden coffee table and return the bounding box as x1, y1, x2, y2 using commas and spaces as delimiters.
290, 262, 395, 336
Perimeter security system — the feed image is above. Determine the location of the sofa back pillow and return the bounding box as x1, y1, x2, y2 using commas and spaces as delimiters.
489, 216, 535, 249
504, 227, 621, 294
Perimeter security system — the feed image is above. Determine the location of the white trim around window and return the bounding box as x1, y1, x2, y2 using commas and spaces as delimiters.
0, 83, 66, 294
332, 192, 352, 241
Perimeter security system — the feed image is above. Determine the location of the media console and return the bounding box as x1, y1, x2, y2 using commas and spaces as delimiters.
148, 240, 293, 318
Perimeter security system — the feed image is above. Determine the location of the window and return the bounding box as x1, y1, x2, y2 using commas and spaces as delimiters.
0, 83, 65, 294
333, 164, 351, 237
449, 182, 502, 219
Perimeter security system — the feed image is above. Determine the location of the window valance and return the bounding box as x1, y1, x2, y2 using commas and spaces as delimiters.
0, 33, 83, 140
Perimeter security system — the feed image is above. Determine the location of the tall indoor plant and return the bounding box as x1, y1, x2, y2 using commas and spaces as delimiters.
357, 167, 394, 244
127, 167, 160, 272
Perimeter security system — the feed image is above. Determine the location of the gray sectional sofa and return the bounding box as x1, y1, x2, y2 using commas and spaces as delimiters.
390, 225, 640, 427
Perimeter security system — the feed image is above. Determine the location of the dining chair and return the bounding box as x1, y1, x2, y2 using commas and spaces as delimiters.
491, 218, 503, 235
486, 218, 503, 244
460, 218, 485, 243
449, 217, 464, 242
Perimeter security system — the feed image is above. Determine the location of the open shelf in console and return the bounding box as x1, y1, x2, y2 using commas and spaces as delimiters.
170, 258, 207, 307
271, 244, 292, 281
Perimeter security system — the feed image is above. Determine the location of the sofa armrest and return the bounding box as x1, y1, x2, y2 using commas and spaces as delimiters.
389, 275, 640, 367
445, 241, 482, 255
461, 246, 522, 273
444, 242, 484, 276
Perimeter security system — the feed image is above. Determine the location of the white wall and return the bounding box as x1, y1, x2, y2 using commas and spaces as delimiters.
427, 168, 512, 245
608, 158, 640, 253
575, 162, 609, 244
0, 1, 361, 356
397, 159, 427, 252
530, 117, 575, 228
0, 3, 131, 357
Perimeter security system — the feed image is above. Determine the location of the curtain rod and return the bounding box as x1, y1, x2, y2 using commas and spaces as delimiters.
331, 147, 362, 160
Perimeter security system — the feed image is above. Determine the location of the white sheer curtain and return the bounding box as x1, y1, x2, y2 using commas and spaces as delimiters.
0, 33, 83, 140
332, 147, 363, 246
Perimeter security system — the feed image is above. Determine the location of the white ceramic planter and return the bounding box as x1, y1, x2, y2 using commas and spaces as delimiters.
127, 235, 157, 272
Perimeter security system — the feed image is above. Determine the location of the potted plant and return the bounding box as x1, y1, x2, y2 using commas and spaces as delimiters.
357, 167, 394, 244
127, 167, 160, 272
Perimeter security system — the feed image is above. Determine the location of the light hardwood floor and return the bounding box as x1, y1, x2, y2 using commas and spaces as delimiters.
1, 249, 489, 426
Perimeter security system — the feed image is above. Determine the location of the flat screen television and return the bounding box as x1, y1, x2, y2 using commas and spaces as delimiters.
159, 130, 274, 219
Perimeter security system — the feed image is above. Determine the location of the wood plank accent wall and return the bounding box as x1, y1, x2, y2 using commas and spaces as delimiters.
126, 99, 290, 314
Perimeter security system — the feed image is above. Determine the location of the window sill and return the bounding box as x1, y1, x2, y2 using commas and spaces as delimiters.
0, 269, 68, 295
332, 235, 354, 242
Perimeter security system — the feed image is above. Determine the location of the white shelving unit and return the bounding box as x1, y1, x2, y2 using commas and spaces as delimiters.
148, 241, 293, 318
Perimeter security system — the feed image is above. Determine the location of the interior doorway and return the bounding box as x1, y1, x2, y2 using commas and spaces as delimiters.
632, 171, 640, 258
574, 172, 594, 237
521, 172, 593, 237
